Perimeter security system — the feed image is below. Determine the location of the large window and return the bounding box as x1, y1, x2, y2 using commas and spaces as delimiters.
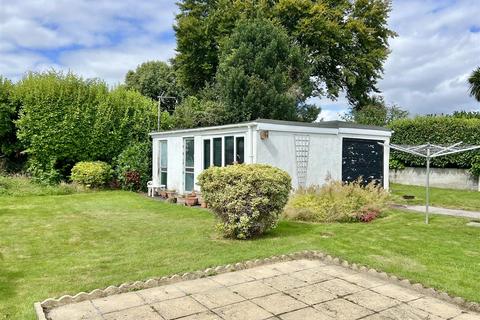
203, 135, 245, 168
159, 140, 167, 187
184, 138, 195, 192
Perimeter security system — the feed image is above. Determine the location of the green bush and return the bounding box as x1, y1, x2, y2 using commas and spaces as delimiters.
284, 180, 389, 223
470, 155, 480, 177
389, 159, 405, 170
70, 161, 112, 188
115, 142, 151, 191
14, 70, 161, 183
197, 164, 291, 239
389, 116, 480, 170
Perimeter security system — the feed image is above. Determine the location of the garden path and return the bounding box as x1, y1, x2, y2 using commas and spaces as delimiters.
403, 205, 480, 219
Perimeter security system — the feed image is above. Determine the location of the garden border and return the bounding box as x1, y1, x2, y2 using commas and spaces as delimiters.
34, 250, 480, 319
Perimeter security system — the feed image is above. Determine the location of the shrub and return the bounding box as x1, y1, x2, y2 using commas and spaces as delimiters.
114, 142, 151, 191
470, 155, 480, 177
284, 180, 389, 223
197, 164, 291, 239
70, 161, 112, 188
389, 159, 405, 170
14, 70, 161, 183
389, 116, 480, 170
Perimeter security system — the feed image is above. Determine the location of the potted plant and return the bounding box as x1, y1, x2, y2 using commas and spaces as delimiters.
185, 191, 198, 206
166, 189, 176, 199
159, 189, 168, 198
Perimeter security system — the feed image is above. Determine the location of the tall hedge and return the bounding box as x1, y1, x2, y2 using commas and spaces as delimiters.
15, 71, 159, 182
389, 116, 480, 170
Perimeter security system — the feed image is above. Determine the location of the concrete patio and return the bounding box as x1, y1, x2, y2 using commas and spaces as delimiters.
46, 259, 480, 320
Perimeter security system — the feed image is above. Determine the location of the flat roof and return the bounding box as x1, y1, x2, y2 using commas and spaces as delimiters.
150, 118, 391, 136
254, 119, 391, 131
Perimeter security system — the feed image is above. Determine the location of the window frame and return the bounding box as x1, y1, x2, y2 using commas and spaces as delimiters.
158, 139, 168, 187
202, 134, 246, 168
183, 137, 195, 192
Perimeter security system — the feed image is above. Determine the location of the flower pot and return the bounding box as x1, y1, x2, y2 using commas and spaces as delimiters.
159, 190, 168, 198
166, 190, 176, 199
201, 202, 208, 208
185, 196, 198, 206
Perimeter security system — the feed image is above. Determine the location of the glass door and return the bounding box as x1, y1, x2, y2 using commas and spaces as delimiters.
184, 138, 195, 192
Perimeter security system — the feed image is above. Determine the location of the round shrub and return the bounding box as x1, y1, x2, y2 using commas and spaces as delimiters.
197, 164, 291, 239
114, 142, 151, 191
70, 161, 112, 188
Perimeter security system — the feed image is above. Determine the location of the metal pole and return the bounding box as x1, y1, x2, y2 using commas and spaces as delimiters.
157, 96, 162, 131
425, 146, 430, 224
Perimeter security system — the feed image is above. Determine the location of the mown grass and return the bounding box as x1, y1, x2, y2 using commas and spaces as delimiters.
1, 189, 479, 319
390, 183, 480, 211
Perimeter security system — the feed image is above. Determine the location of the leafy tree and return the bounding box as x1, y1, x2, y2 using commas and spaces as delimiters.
173, 96, 227, 128
125, 61, 182, 112
343, 95, 408, 126
174, 0, 395, 107
468, 67, 480, 102
216, 18, 317, 123
0, 77, 22, 163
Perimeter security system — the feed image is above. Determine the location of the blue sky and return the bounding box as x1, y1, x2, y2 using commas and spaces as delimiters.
1, 0, 479, 120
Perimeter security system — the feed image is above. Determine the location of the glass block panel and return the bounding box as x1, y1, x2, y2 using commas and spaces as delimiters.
203, 139, 211, 169
185, 138, 194, 167
213, 137, 222, 166
236, 137, 244, 164
224, 136, 234, 165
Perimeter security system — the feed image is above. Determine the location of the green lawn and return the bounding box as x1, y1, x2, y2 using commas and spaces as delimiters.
1, 191, 479, 319
390, 183, 480, 211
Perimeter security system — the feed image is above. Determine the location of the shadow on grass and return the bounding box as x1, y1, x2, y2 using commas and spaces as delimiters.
263, 220, 318, 239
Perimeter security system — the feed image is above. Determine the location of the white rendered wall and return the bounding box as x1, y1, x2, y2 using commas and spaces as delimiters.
256, 130, 390, 190
255, 130, 342, 188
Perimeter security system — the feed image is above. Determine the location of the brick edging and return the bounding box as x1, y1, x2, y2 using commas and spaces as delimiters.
34, 250, 480, 319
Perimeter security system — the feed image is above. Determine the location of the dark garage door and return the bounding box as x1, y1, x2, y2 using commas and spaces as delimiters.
342, 138, 384, 185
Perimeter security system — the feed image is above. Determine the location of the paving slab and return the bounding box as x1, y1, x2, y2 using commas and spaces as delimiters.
44, 259, 480, 320
314, 298, 374, 319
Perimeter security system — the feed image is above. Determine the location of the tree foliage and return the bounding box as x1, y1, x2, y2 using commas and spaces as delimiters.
173, 96, 227, 129
216, 18, 317, 123
0, 77, 22, 162
125, 61, 182, 111
343, 95, 408, 126
15, 71, 160, 182
174, 0, 395, 106
468, 67, 480, 102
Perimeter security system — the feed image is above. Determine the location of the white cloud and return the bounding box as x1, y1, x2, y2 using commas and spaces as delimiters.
379, 0, 480, 115
59, 38, 176, 85
0, 0, 177, 82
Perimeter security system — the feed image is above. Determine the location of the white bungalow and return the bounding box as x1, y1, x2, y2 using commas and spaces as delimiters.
149, 119, 391, 194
